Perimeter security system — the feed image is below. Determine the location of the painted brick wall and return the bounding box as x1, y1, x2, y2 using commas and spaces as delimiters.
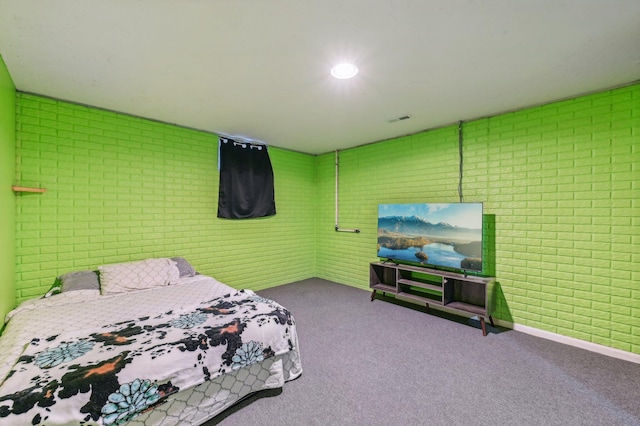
0, 55, 16, 321
315, 83, 639, 355
12, 84, 640, 355
14, 93, 316, 304
316, 126, 462, 286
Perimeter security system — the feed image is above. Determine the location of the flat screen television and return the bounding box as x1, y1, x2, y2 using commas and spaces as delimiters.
377, 202, 483, 273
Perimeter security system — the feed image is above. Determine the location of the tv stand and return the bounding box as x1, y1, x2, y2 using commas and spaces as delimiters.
369, 262, 496, 336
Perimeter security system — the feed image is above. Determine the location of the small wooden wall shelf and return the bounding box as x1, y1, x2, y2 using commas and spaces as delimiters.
12, 186, 47, 193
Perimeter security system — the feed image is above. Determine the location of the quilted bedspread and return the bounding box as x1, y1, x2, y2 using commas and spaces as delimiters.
0, 290, 297, 425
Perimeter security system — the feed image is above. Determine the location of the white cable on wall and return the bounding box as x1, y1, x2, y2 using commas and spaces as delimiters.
335, 150, 360, 233
458, 120, 464, 203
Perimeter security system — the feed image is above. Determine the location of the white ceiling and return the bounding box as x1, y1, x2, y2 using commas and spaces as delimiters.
1, 1, 639, 155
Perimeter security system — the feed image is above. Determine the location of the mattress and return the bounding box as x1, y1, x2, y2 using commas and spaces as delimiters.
0, 275, 302, 425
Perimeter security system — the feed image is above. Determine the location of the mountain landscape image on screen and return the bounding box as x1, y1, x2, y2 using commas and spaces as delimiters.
377, 203, 483, 272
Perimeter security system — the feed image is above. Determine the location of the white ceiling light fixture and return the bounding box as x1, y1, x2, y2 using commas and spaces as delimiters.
331, 63, 359, 79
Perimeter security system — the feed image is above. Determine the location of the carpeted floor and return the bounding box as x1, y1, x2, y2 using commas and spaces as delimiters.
205, 278, 640, 426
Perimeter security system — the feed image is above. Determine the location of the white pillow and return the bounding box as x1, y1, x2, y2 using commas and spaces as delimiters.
99, 258, 180, 295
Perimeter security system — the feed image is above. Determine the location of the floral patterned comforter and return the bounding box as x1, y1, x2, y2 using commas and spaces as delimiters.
0, 290, 297, 425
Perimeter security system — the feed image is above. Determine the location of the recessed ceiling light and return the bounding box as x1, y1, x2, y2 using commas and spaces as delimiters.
331, 63, 358, 79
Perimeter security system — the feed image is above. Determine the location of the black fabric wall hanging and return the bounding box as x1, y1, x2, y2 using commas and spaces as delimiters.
217, 137, 276, 219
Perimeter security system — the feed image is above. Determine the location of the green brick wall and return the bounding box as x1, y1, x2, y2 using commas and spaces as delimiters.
315, 126, 463, 285
11, 83, 640, 355
316, 83, 639, 355
14, 93, 316, 304
0, 56, 16, 322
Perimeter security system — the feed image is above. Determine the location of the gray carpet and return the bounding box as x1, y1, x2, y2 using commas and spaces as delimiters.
206, 278, 640, 426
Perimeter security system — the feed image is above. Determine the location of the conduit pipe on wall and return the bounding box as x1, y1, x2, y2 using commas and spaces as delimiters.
458, 120, 464, 203
334, 150, 360, 233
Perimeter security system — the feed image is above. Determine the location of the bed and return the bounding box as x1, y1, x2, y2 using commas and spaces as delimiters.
0, 258, 302, 425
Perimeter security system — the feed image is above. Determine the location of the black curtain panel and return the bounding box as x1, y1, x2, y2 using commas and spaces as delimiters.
217, 137, 276, 219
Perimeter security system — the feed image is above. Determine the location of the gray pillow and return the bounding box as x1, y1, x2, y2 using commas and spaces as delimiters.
59, 270, 101, 292
171, 257, 196, 277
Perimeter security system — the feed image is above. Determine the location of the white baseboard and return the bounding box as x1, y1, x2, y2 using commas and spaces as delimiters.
494, 319, 640, 365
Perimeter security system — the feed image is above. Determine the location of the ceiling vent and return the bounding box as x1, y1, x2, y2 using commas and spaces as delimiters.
387, 115, 412, 123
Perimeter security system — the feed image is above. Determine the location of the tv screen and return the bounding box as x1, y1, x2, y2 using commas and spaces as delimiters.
377, 202, 483, 272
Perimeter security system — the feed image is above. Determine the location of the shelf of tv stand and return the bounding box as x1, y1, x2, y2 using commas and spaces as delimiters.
397, 291, 443, 305
397, 278, 442, 292
371, 283, 396, 294
370, 262, 496, 336
445, 301, 486, 316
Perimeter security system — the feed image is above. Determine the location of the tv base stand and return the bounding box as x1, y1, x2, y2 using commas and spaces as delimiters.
369, 262, 496, 336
